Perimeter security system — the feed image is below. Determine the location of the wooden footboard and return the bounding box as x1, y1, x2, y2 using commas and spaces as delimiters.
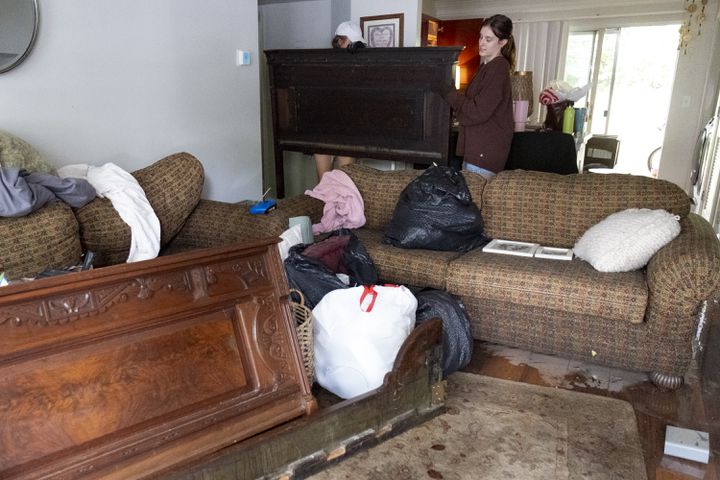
0, 239, 314, 480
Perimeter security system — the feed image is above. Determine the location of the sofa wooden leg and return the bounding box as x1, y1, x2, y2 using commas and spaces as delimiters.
649, 372, 684, 390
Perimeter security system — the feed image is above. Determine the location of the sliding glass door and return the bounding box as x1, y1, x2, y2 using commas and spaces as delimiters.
564, 24, 678, 175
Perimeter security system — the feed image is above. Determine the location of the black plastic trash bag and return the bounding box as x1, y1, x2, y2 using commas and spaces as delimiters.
414, 289, 473, 377
383, 165, 489, 252
284, 229, 378, 309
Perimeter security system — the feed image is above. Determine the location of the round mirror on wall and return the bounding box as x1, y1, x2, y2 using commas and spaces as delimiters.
0, 0, 39, 74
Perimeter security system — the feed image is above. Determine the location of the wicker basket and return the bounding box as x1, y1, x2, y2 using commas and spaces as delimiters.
290, 289, 314, 383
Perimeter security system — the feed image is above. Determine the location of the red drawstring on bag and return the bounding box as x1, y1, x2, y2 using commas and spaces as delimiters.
359, 284, 400, 313
360, 286, 378, 312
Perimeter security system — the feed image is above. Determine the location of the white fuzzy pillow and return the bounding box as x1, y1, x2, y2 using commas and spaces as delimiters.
574, 208, 681, 272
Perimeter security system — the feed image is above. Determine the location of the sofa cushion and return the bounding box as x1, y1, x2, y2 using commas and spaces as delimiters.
482, 170, 691, 248
132, 152, 204, 245
0, 130, 56, 174
353, 228, 463, 289
0, 202, 81, 278
574, 208, 681, 272
341, 164, 487, 230
75, 152, 204, 266
446, 248, 648, 324
342, 165, 421, 230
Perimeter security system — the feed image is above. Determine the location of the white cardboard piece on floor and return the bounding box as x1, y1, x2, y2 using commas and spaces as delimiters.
663, 425, 710, 464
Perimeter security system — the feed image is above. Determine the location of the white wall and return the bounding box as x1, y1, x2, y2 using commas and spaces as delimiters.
0, 0, 262, 203
661, 8, 720, 192
261, 0, 333, 49
352, 0, 423, 47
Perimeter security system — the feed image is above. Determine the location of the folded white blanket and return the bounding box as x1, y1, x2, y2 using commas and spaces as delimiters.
57, 163, 160, 263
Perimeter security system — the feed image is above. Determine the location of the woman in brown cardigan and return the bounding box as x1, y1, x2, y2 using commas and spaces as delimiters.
445, 14, 515, 178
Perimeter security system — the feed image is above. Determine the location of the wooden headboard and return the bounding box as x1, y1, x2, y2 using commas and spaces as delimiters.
0, 239, 313, 479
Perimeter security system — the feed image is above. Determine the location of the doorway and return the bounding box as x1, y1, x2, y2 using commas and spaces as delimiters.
563, 24, 679, 176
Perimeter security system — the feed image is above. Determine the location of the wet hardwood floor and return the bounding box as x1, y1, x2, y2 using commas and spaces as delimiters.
462, 301, 720, 480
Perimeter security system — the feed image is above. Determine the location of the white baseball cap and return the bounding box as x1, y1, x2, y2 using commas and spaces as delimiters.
335, 21, 365, 44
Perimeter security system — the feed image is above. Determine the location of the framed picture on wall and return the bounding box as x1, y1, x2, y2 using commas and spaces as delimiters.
360, 13, 404, 48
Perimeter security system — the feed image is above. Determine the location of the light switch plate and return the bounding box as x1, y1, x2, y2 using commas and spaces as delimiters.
664, 425, 710, 464
236, 49, 251, 66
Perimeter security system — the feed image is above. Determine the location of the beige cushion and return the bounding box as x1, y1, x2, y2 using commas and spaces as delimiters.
0, 130, 56, 174
354, 228, 462, 290
75, 152, 204, 266
446, 248, 648, 324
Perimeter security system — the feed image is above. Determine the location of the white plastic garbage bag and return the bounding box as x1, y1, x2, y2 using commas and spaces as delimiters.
313, 285, 417, 399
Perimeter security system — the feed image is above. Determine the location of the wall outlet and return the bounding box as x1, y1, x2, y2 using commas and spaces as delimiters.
664, 425, 710, 464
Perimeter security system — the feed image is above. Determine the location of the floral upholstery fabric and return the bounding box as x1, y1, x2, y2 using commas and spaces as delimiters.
482, 170, 691, 248
167, 194, 324, 252
353, 228, 462, 290
0, 202, 81, 278
447, 250, 647, 324
74, 152, 204, 266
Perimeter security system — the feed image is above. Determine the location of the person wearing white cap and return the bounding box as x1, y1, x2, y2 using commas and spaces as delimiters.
332, 21, 366, 49
313, 21, 367, 180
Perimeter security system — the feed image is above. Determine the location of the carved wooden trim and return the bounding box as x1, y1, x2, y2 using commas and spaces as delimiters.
206, 257, 268, 289
1, 271, 192, 328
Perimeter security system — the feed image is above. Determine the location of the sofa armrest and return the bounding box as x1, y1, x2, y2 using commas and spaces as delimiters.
646, 213, 720, 317
167, 195, 324, 251
274, 194, 325, 224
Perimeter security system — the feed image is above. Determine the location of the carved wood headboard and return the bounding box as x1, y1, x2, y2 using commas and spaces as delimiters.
0, 238, 314, 479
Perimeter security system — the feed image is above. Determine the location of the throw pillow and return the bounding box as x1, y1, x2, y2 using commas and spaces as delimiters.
0, 130, 57, 174
573, 208, 681, 272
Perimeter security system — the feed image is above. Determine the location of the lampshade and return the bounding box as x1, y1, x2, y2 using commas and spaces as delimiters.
510, 71, 534, 117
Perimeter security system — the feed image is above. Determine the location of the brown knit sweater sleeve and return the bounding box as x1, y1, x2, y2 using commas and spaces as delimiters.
446, 57, 510, 127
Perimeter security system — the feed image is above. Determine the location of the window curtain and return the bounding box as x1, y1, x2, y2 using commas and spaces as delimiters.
513, 21, 567, 124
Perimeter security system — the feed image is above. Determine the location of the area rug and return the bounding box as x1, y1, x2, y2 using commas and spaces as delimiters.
308, 372, 647, 480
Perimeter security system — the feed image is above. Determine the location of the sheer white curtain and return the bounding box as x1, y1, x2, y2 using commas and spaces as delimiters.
513, 21, 567, 124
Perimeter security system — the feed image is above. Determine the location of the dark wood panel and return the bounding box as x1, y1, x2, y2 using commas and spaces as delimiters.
265, 47, 462, 197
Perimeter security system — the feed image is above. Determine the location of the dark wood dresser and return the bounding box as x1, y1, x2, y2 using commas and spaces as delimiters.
265, 46, 462, 197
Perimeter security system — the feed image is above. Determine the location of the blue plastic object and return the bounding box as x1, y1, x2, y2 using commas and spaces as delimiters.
249, 199, 277, 214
